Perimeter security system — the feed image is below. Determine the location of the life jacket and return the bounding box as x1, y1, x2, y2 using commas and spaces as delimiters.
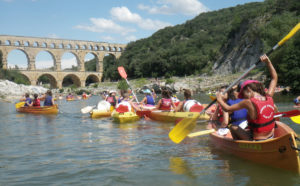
82, 94, 87, 99
248, 96, 275, 133
183, 100, 203, 112
146, 95, 155, 105
217, 105, 223, 123
106, 96, 116, 106
33, 99, 40, 106
160, 98, 172, 111
44, 96, 53, 106
227, 99, 247, 126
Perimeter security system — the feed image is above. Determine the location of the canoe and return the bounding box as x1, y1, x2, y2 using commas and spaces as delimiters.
16, 104, 59, 114
209, 121, 300, 173
112, 111, 140, 123
66, 98, 75, 101
148, 111, 210, 123
90, 109, 112, 118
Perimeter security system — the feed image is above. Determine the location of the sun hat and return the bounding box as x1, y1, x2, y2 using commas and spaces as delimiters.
109, 90, 116, 94
143, 89, 151, 94
238, 80, 260, 99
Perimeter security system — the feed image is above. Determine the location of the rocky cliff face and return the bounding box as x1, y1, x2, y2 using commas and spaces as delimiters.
213, 22, 264, 74
0, 80, 47, 101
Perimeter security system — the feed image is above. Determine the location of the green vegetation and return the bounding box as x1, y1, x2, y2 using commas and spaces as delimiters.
75, 89, 90, 95
165, 78, 175, 85
117, 79, 129, 90
0, 69, 30, 85
133, 78, 147, 88
103, 0, 299, 93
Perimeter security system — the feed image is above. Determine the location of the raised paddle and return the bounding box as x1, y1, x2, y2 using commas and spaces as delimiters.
187, 110, 300, 138
81, 105, 96, 114
118, 66, 139, 103
15, 102, 25, 109
169, 23, 300, 144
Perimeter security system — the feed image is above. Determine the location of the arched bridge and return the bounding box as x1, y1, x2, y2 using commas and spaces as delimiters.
0, 35, 126, 88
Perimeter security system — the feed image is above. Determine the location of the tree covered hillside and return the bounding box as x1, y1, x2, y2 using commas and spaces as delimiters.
102, 0, 299, 92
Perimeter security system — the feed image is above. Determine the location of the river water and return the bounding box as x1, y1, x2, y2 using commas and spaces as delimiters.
0, 94, 299, 185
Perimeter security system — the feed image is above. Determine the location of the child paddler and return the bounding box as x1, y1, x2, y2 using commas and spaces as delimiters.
156, 90, 176, 111
216, 54, 277, 141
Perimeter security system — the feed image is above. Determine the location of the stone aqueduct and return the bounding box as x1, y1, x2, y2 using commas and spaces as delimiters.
0, 35, 126, 88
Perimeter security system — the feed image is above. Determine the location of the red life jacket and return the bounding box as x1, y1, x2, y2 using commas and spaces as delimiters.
248, 96, 275, 133
217, 105, 223, 123
106, 96, 116, 106
160, 98, 172, 110
33, 99, 40, 106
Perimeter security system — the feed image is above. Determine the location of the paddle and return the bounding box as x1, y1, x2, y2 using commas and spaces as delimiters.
118, 66, 139, 103
15, 102, 25, 109
169, 23, 300, 144
188, 110, 300, 138
81, 105, 96, 114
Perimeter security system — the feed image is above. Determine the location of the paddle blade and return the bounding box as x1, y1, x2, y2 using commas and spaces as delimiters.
169, 113, 199, 144
209, 95, 216, 101
15, 102, 25, 109
187, 129, 215, 138
278, 23, 300, 46
118, 66, 127, 79
81, 106, 95, 114
291, 115, 300, 124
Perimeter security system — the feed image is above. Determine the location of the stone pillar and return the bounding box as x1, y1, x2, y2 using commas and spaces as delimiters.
1, 51, 8, 69
30, 80, 37, 86
28, 56, 36, 70
57, 80, 62, 89
97, 61, 103, 72
80, 80, 86, 87
55, 58, 61, 71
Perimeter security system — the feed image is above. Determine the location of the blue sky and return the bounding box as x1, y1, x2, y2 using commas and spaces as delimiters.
0, 0, 263, 69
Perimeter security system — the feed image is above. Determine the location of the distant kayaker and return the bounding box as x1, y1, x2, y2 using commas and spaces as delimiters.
20, 93, 32, 107
30, 93, 41, 107
44, 90, 55, 106
115, 92, 138, 112
216, 54, 277, 141
140, 89, 155, 106
156, 90, 176, 111
66, 93, 74, 99
82, 92, 87, 99
175, 89, 203, 112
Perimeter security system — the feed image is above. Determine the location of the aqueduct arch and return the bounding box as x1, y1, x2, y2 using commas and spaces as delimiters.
0, 35, 126, 88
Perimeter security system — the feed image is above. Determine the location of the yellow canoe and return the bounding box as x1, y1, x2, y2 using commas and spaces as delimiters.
112, 111, 140, 123
149, 111, 210, 123
90, 110, 112, 118
16, 104, 59, 114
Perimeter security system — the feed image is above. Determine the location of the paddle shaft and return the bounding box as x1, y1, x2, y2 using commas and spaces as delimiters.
125, 78, 139, 103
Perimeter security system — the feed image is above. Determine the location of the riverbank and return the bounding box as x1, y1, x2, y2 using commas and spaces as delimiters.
0, 71, 272, 102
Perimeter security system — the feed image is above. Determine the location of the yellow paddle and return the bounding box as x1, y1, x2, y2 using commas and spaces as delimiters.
15, 102, 25, 109
290, 115, 300, 124
169, 22, 300, 144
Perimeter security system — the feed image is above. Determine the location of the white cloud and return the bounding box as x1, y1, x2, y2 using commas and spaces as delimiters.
138, 0, 209, 16
101, 36, 115, 42
61, 57, 77, 69
75, 18, 136, 35
35, 60, 54, 69
125, 35, 137, 42
111, 6, 142, 23
138, 18, 171, 30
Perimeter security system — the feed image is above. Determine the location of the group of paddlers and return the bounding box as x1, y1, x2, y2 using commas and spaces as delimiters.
20, 90, 55, 107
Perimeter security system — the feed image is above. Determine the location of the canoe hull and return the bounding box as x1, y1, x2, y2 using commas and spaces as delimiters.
149, 111, 209, 123
210, 121, 300, 173
112, 112, 140, 123
16, 105, 59, 115
90, 110, 112, 118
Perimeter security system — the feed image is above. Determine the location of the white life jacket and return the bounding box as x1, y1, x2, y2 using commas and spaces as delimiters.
183, 100, 201, 112
97, 100, 111, 112
116, 101, 132, 112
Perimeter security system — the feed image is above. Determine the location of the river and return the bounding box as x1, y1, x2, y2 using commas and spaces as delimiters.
0, 94, 299, 185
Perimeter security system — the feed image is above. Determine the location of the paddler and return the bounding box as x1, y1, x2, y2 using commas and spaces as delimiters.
156, 90, 176, 111
43, 90, 55, 106
29, 93, 41, 107
102, 90, 118, 109
175, 89, 203, 112
140, 89, 155, 106
20, 93, 32, 107
294, 96, 300, 108
216, 54, 277, 141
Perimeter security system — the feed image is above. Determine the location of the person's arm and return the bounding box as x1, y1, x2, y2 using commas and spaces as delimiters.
28, 100, 33, 107
260, 54, 278, 97
171, 100, 176, 110
175, 102, 184, 112
51, 98, 55, 105
156, 100, 162, 110
216, 92, 249, 113
140, 97, 147, 105
221, 111, 229, 128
